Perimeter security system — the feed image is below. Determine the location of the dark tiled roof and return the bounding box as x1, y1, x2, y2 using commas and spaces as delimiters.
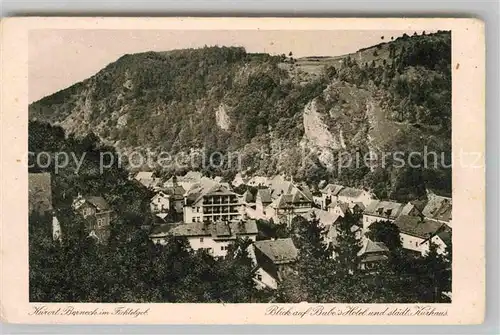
338, 187, 365, 198
422, 196, 452, 222
328, 201, 349, 213
394, 215, 444, 239
257, 188, 272, 204
242, 190, 255, 203
321, 184, 344, 196
253, 238, 298, 265
302, 208, 341, 226
29, 172, 53, 214
358, 239, 389, 263
85, 196, 111, 211
365, 200, 404, 220
436, 225, 452, 247
151, 220, 258, 239
163, 185, 186, 199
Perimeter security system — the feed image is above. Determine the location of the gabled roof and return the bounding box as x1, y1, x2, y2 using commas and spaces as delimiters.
152, 220, 258, 239
253, 238, 298, 265
350, 202, 365, 211
185, 181, 236, 206
164, 185, 186, 198
247, 175, 269, 186
301, 208, 341, 226
257, 188, 272, 204
422, 196, 452, 223
242, 190, 255, 203
358, 239, 390, 256
85, 196, 111, 211
29, 172, 53, 214
326, 223, 360, 244
365, 200, 404, 220
134, 171, 154, 181
138, 177, 162, 189
394, 215, 444, 239
73, 194, 111, 212
328, 201, 349, 214
268, 177, 293, 198
321, 184, 344, 196
400, 202, 418, 216
338, 187, 366, 198
436, 225, 452, 247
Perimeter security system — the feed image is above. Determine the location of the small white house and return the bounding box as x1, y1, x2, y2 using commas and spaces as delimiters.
150, 191, 170, 213
362, 200, 405, 230
337, 187, 373, 207
327, 201, 350, 217
393, 215, 449, 256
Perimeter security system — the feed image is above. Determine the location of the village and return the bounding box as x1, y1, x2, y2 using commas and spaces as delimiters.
29, 168, 452, 292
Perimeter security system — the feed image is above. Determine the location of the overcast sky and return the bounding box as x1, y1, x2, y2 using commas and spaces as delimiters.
29, 29, 427, 103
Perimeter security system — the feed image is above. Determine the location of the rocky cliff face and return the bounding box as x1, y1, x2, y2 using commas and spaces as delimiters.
215, 103, 231, 131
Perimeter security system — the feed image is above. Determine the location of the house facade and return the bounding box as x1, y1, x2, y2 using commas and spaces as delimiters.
255, 188, 272, 216
394, 215, 449, 256
248, 238, 298, 290
300, 208, 341, 227
319, 184, 344, 209
328, 201, 350, 217
150, 181, 186, 215
362, 200, 406, 230
357, 239, 390, 271
183, 183, 243, 223
337, 187, 374, 207
150, 220, 258, 258
72, 195, 114, 243
150, 191, 170, 213
422, 193, 452, 227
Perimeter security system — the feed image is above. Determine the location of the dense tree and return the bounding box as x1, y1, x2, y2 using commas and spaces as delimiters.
365, 220, 402, 251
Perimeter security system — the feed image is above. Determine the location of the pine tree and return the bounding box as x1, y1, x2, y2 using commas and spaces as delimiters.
291, 214, 334, 302
333, 211, 362, 276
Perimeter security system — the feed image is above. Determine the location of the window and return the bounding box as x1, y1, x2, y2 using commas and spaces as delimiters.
221, 246, 225, 251
200, 237, 204, 243
192, 217, 196, 223
257, 274, 263, 281
97, 218, 104, 227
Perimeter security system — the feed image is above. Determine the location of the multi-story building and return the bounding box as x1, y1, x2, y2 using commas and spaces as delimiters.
319, 184, 344, 209
394, 215, 450, 256
149, 220, 258, 258
363, 200, 405, 230
150, 181, 186, 215
183, 182, 243, 223
248, 238, 298, 290
72, 194, 115, 243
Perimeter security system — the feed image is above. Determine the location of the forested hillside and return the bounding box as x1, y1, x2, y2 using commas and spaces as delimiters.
29, 31, 452, 201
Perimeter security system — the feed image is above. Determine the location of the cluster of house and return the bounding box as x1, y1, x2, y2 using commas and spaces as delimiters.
138, 171, 452, 290
29, 170, 452, 291
29, 172, 115, 244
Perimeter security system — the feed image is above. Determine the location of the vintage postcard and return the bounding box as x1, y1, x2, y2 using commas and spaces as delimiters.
1, 17, 485, 324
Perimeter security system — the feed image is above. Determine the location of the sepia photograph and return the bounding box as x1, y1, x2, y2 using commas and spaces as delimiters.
27, 27, 453, 304
0, 17, 485, 324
